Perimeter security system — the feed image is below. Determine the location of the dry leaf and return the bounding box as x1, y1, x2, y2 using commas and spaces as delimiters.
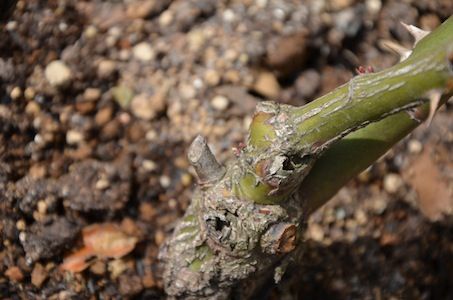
60, 246, 95, 272
61, 222, 138, 273
83, 223, 138, 258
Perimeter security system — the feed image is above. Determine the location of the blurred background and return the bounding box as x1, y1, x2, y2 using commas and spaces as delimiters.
0, 0, 452, 299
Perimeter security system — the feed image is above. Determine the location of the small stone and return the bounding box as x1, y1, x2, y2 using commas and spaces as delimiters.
66, 130, 84, 145
154, 229, 165, 246
371, 197, 388, 214
5, 266, 24, 282
181, 173, 192, 187
130, 92, 166, 121
95, 178, 110, 190
45, 60, 72, 88
408, 139, 422, 154
159, 10, 173, 27
24, 87, 36, 100
355, 209, 368, 225
159, 175, 171, 188
84, 25, 98, 39
25, 101, 40, 116
90, 261, 106, 275
95, 106, 114, 126
179, 83, 196, 99
97, 60, 116, 78
383, 173, 404, 194
308, 223, 324, 242
10, 86, 22, 100
37, 200, 47, 214
133, 42, 155, 62
204, 69, 221, 86
142, 160, 157, 172
366, 0, 382, 15
139, 202, 156, 222
211, 95, 229, 111
108, 259, 127, 279
420, 14, 440, 31
223, 9, 236, 22
253, 71, 280, 99
75, 100, 96, 114
16, 219, 26, 231
31, 263, 48, 288
83, 88, 101, 102
335, 208, 346, 220
112, 86, 134, 108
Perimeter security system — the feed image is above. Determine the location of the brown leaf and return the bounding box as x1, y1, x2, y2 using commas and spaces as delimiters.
83, 223, 138, 259
60, 246, 96, 273
61, 222, 138, 273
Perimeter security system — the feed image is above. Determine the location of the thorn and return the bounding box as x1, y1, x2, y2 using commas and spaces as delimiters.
188, 135, 225, 184
426, 90, 441, 126
379, 40, 412, 62
356, 65, 374, 75
400, 22, 430, 46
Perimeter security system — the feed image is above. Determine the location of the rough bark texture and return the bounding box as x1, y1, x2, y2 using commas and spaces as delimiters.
159, 17, 453, 299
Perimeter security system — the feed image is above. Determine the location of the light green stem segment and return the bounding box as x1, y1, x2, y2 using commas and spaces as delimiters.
300, 95, 450, 213
238, 16, 453, 204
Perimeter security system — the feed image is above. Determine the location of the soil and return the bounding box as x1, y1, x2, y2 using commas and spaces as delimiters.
0, 0, 452, 299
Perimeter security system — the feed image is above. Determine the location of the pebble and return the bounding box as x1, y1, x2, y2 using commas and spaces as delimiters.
130, 92, 166, 121
16, 219, 26, 231
84, 25, 98, 39
142, 160, 157, 172
112, 86, 134, 108
204, 69, 221, 86
95, 106, 114, 126
83, 88, 101, 102
37, 200, 47, 214
159, 10, 173, 27
108, 259, 127, 279
133, 42, 155, 62
66, 130, 84, 145
181, 173, 192, 187
10, 86, 22, 100
31, 263, 48, 288
5, 266, 24, 282
179, 83, 196, 99
253, 71, 280, 99
211, 95, 229, 111
24, 87, 36, 100
159, 175, 171, 188
45, 60, 72, 88
383, 173, 404, 194
95, 178, 110, 190
90, 261, 106, 275
97, 60, 117, 78
308, 223, 324, 242
154, 230, 166, 246
408, 139, 422, 154
371, 197, 388, 214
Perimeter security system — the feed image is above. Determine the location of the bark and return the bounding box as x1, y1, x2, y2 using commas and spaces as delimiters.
159, 17, 453, 299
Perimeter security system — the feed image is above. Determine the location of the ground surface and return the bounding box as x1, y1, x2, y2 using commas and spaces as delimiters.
0, 0, 452, 299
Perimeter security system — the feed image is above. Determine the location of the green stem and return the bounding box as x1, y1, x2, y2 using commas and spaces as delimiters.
236, 16, 453, 205
160, 17, 453, 299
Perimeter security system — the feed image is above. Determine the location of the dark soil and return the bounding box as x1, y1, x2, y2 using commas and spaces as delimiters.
0, 0, 452, 299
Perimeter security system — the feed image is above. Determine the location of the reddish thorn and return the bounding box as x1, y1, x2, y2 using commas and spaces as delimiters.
356, 65, 374, 75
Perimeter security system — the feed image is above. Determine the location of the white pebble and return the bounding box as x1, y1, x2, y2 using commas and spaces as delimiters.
45, 60, 72, 88
211, 95, 229, 111
133, 42, 155, 62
